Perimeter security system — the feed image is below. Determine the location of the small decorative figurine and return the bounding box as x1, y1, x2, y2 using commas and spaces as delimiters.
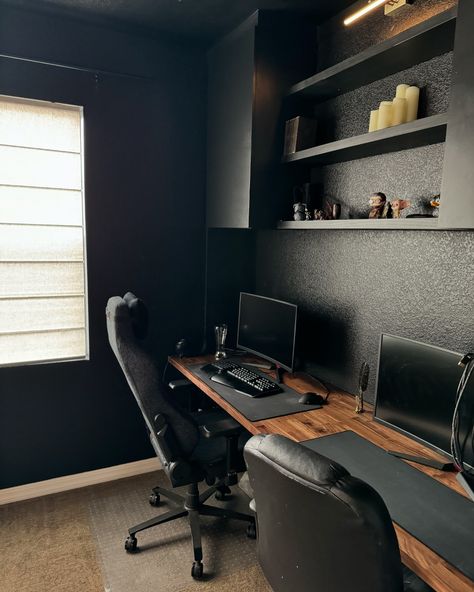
430, 195, 440, 217
369, 192, 391, 219
293, 202, 311, 221
391, 199, 411, 218
355, 362, 370, 414
312, 199, 341, 221
313, 208, 328, 220
293, 202, 306, 221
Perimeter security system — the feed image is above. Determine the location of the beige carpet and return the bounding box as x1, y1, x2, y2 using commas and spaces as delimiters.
1, 471, 272, 592
1, 489, 103, 592
179, 564, 270, 592
87, 471, 271, 592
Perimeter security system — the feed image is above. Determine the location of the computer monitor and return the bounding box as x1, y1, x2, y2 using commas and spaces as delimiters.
374, 334, 474, 467
237, 293, 297, 372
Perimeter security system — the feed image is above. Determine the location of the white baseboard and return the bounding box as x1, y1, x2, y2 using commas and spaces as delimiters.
0, 457, 161, 506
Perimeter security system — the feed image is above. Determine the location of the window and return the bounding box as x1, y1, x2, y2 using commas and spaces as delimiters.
0, 95, 88, 366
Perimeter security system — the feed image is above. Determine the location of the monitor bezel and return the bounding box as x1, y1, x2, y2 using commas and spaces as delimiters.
373, 333, 465, 462
236, 292, 297, 372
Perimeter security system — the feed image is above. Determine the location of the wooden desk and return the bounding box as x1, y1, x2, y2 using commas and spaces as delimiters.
169, 355, 473, 592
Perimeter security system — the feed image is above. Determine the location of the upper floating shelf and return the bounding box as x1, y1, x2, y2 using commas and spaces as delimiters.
287, 8, 457, 102
282, 113, 447, 166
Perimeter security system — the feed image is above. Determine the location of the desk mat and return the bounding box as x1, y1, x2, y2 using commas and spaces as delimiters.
302, 431, 474, 582
189, 364, 322, 422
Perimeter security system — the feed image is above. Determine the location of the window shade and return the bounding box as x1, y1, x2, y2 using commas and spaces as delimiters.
0, 95, 88, 366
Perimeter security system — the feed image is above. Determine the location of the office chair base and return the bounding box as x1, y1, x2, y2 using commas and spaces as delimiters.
214, 485, 232, 501
124, 535, 138, 553
125, 481, 255, 578
149, 492, 160, 506
191, 561, 204, 579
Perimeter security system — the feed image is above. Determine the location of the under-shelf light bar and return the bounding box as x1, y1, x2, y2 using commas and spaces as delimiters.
344, 0, 391, 26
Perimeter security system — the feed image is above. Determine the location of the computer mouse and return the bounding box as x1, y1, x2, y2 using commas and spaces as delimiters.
298, 392, 325, 405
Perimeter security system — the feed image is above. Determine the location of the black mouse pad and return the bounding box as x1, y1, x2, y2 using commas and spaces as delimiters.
302, 431, 474, 582
189, 364, 322, 422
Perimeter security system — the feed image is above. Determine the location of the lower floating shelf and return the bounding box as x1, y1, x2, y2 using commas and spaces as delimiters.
282, 114, 448, 166
277, 218, 440, 230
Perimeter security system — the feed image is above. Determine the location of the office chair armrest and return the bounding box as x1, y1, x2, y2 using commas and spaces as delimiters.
199, 418, 242, 439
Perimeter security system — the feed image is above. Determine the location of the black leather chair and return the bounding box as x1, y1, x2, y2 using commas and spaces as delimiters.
106, 293, 255, 579
244, 433, 434, 592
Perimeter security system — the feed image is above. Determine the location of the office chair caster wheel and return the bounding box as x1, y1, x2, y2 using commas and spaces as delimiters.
246, 522, 256, 539
191, 561, 203, 579
149, 492, 161, 506
215, 485, 231, 501
124, 535, 138, 553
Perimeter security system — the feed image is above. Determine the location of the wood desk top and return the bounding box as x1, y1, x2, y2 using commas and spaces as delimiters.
169, 355, 473, 592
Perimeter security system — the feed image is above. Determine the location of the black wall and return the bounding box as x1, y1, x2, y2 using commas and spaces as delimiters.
254, 0, 474, 401
0, 6, 207, 487
255, 229, 474, 400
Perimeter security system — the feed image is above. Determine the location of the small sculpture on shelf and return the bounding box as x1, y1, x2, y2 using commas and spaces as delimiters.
429, 195, 441, 217
313, 207, 328, 220
293, 202, 311, 221
391, 199, 411, 219
292, 183, 320, 221
368, 192, 391, 219
314, 198, 341, 221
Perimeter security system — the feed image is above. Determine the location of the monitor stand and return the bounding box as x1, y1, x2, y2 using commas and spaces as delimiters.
387, 450, 455, 472
275, 366, 285, 384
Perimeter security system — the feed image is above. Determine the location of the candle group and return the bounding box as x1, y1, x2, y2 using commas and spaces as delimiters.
368, 84, 420, 132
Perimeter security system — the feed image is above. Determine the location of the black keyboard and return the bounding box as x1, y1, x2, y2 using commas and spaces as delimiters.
201, 361, 283, 398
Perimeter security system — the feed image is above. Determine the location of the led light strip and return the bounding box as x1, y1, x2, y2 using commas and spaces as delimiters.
344, 0, 392, 26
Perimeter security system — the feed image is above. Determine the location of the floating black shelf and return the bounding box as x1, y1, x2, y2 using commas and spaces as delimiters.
287, 8, 457, 102
277, 218, 439, 231
282, 113, 448, 166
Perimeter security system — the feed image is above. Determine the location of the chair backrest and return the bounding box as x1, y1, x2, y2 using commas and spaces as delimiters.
106, 293, 200, 462
244, 433, 404, 592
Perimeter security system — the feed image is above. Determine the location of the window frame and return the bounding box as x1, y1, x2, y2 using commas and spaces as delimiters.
0, 94, 89, 367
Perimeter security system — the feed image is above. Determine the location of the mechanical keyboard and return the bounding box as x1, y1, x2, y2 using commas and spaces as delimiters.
201, 360, 283, 398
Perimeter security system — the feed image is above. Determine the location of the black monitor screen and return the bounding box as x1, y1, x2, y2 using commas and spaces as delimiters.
237, 293, 297, 372
374, 334, 474, 466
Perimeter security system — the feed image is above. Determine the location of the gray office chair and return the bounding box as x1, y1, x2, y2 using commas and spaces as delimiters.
244, 434, 434, 592
106, 293, 255, 579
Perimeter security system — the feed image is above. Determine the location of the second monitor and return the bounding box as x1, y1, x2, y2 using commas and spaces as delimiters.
237, 292, 298, 374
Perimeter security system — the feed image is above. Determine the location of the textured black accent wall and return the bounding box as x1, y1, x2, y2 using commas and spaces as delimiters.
318, 0, 457, 70
255, 229, 474, 401
0, 6, 207, 488
254, 0, 473, 402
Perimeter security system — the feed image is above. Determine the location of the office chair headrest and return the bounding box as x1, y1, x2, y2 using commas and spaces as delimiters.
123, 292, 148, 339
245, 433, 349, 487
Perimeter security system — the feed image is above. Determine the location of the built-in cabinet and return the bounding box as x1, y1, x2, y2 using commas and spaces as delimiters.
207, 0, 474, 230
206, 11, 315, 228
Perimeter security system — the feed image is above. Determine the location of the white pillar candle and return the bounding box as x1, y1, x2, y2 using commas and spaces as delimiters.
395, 84, 410, 99
392, 97, 407, 126
405, 86, 420, 122
377, 101, 393, 129
369, 109, 379, 132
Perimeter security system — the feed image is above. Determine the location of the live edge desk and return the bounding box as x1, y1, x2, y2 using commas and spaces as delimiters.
169, 355, 473, 592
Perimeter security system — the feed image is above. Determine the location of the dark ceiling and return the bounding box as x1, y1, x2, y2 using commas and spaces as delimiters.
0, 0, 354, 45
